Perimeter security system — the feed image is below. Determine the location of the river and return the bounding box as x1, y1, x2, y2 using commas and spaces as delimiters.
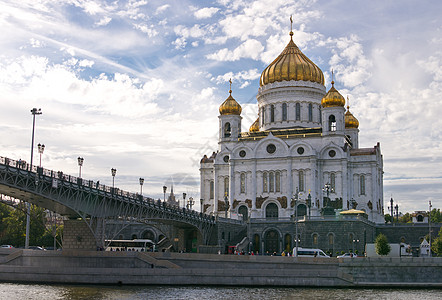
0, 283, 441, 299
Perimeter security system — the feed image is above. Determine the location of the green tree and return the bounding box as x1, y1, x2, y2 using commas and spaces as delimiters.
375, 233, 391, 256
384, 214, 392, 223
0, 203, 13, 241
2, 203, 47, 247
432, 227, 442, 256
398, 212, 412, 223
430, 208, 442, 223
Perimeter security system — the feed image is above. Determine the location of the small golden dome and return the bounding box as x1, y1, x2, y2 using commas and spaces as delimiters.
345, 106, 359, 129
249, 117, 259, 132
219, 89, 242, 115
321, 81, 346, 108
260, 31, 324, 86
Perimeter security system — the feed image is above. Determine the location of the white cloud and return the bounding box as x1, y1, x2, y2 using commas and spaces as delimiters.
95, 16, 112, 27
206, 39, 264, 61
155, 4, 170, 14
133, 23, 158, 38
194, 7, 219, 19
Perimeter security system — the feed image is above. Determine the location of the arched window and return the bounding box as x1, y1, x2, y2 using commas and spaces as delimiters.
209, 181, 214, 199
284, 234, 292, 252
308, 103, 313, 122
224, 122, 231, 137
270, 104, 275, 122
312, 233, 318, 245
265, 203, 278, 219
240, 173, 246, 194
282, 103, 287, 121
360, 175, 365, 195
298, 170, 305, 192
238, 205, 248, 221
296, 103, 301, 121
224, 176, 229, 196
330, 173, 336, 191
328, 233, 334, 246
275, 171, 281, 193
263, 172, 268, 193
329, 115, 336, 132
269, 172, 274, 192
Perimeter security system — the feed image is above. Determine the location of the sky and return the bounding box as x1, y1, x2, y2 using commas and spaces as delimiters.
0, 0, 441, 214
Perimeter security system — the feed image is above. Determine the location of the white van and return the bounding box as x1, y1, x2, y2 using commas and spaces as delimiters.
292, 247, 329, 257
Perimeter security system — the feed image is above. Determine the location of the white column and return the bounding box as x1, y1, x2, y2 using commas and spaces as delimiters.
229, 160, 235, 214
252, 160, 257, 209
287, 159, 293, 201
214, 165, 219, 214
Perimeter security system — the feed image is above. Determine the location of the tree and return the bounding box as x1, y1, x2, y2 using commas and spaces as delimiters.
398, 212, 411, 223
375, 233, 391, 256
432, 227, 442, 257
430, 208, 442, 223
384, 214, 392, 223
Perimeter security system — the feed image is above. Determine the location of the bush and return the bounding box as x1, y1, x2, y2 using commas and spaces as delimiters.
375, 233, 391, 256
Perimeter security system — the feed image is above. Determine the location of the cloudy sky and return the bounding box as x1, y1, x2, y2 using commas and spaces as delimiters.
0, 0, 441, 214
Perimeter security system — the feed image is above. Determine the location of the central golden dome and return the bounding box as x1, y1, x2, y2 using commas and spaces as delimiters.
260, 32, 324, 86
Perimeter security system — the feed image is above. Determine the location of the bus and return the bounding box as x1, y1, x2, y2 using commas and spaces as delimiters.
105, 239, 156, 252
292, 247, 330, 258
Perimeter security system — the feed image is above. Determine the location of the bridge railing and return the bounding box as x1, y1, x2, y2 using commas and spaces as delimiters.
0, 156, 216, 224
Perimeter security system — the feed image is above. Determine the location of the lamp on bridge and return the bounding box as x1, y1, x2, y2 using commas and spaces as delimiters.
321, 183, 335, 216
26, 107, 42, 250
352, 238, 360, 254
200, 198, 204, 213
37, 143, 45, 167
395, 204, 399, 222
139, 178, 144, 195
77, 157, 84, 178
187, 197, 194, 210
163, 185, 167, 202
183, 193, 186, 208
111, 168, 117, 189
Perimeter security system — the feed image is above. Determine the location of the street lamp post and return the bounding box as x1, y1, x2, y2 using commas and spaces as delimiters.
183, 193, 186, 208
322, 183, 334, 216
395, 204, 399, 222
111, 168, 116, 189
26, 108, 42, 249
139, 178, 144, 195
187, 197, 195, 210
429, 200, 432, 257
200, 198, 204, 213
352, 239, 360, 253
77, 157, 84, 178
163, 186, 167, 202
389, 197, 394, 223
37, 143, 45, 167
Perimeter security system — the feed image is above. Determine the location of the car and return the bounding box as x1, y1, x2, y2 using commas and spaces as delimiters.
337, 253, 357, 258
28, 246, 46, 250
1, 245, 14, 249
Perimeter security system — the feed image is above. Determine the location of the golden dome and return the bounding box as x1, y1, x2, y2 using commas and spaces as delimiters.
260, 31, 324, 86
321, 81, 346, 108
219, 89, 242, 115
345, 106, 359, 129
249, 117, 259, 132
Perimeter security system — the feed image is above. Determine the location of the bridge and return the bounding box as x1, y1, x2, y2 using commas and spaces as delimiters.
0, 156, 245, 250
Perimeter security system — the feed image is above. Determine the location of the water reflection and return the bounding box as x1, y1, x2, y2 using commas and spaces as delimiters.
0, 283, 441, 300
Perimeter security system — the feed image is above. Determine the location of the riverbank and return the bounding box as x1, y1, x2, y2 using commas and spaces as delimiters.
0, 249, 441, 287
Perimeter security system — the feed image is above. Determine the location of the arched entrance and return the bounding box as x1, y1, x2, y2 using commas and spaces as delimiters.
238, 205, 248, 221
297, 204, 307, 217
265, 203, 278, 219
264, 229, 279, 254
142, 229, 155, 242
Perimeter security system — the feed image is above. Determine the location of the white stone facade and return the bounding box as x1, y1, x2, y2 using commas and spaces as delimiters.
200, 73, 384, 224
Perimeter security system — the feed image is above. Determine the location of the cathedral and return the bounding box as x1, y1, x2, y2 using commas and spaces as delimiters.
200, 27, 384, 224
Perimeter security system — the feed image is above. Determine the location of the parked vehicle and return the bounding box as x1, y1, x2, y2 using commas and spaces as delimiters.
28, 246, 46, 250
292, 247, 330, 257
337, 253, 357, 258
1, 245, 14, 249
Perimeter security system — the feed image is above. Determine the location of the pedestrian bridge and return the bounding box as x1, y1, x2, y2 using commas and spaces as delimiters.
0, 156, 244, 248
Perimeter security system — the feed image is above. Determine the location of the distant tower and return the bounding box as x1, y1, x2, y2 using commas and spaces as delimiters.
321, 72, 346, 135
219, 79, 242, 143
344, 97, 360, 148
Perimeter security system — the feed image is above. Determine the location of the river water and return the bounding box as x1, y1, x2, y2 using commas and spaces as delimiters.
0, 283, 441, 300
